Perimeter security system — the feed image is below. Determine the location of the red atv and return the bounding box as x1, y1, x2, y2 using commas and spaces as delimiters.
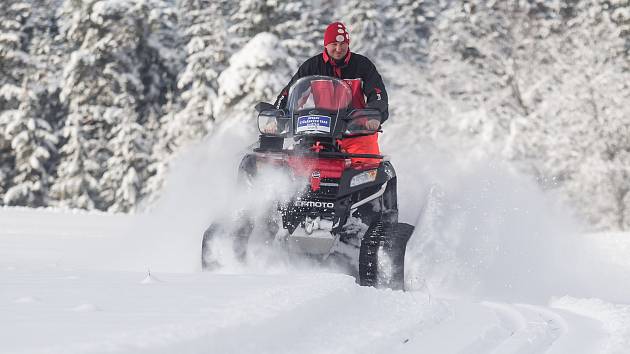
202, 76, 414, 290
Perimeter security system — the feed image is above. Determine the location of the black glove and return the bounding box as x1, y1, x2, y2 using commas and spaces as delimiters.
366, 101, 388, 123
366, 100, 387, 112
255, 102, 275, 113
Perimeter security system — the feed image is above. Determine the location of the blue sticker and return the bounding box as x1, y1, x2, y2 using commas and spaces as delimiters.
296, 115, 331, 133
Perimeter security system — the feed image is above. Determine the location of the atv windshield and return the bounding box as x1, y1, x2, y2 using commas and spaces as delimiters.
286, 76, 353, 135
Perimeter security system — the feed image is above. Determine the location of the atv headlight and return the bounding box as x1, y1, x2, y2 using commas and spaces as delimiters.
350, 169, 378, 187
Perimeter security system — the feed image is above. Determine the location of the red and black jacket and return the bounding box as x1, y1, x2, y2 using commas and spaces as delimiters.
274, 51, 389, 122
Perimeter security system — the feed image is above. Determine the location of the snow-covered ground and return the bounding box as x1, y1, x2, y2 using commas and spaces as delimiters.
2, 124, 630, 354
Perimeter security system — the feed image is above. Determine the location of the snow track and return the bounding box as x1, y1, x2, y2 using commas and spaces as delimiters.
2, 142, 630, 353
472, 302, 565, 353
148, 281, 445, 354
462, 302, 606, 354
1, 264, 614, 354
3, 267, 448, 354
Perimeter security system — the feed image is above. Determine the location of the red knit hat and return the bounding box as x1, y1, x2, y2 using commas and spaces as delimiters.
323, 22, 350, 46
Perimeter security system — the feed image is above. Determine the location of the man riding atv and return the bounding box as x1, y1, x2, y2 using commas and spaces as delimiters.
274, 22, 388, 162
201, 22, 414, 290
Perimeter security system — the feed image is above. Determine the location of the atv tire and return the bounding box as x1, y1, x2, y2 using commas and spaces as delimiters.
201, 223, 223, 270
201, 214, 254, 271
358, 221, 413, 290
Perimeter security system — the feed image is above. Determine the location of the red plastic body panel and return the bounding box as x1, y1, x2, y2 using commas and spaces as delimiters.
286, 157, 348, 179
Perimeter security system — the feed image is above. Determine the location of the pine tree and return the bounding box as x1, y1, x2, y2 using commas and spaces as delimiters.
130, 0, 184, 208
0, 1, 65, 205
385, 0, 438, 62
228, 0, 328, 59
228, 0, 278, 49
339, 0, 386, 58
142, 98, 175, 208
101, 108, 152, 212
57, 0, 145, 209
141, 0, 230, 204
550, 2, 630, 229
0, 1, 32, 200
164, 0, 230, 150
0, 1, 31, 111
56, 0, 181, 211
213, 32, 297, 125
504, 0, 630, 229
273, 0, 331, 60
0, 1, 31, 199
137, 0, 184, 131
1, 81, 58, 206
49, 103, 101, 210
419, 1, 521, 155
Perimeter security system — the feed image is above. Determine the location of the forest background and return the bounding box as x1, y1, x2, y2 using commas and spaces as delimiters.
1, 0, 629, 230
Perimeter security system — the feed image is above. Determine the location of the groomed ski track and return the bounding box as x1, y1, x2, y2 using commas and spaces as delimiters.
1, 207, 627, 354
0, 265, 612, 354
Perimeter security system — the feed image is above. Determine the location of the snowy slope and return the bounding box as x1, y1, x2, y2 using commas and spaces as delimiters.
2, 124, 630, 354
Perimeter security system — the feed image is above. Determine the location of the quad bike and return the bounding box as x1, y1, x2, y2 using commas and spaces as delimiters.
201, 76, 414, 290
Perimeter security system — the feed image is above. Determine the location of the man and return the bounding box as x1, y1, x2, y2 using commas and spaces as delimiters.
274, 22, 388, 158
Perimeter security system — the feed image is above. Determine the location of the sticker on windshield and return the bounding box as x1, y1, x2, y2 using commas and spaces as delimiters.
296, 115, 331, 134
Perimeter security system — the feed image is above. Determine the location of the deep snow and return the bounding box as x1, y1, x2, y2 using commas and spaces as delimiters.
2, 121, 630, 353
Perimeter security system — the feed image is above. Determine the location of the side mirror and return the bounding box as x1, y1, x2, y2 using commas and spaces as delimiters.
258, 110, 291, 136
344, 108, 382, 136
255, 102, 276, 113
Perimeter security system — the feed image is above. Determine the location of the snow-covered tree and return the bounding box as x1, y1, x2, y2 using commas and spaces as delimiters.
137, 0, 183, 130
0, 1, 32, 111
162, 0, 230, 151
141, 0, 229, 203
24, 0, 66, 91
124, 0, 184, 207
339, 0, 386, 58
0, 2, 33, 198
273, 0, 331, 60
228, 0, 278, 49
0, 0, 66, 204
229, 0, 329, 59
416, 1, 525, 156
142, 91, 175, 207
49, 102, 101, 210
57, 0, 138, 208
507, 0, 630, 230
0, 81, 58, 206
384, 0, 438, 62
213, 32, 297, 125
101, 107, 152, 212
387, 0, 630, 230
57, 0, 181, 211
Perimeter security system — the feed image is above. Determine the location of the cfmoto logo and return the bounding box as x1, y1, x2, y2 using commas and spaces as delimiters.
295, 200, 334, 209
